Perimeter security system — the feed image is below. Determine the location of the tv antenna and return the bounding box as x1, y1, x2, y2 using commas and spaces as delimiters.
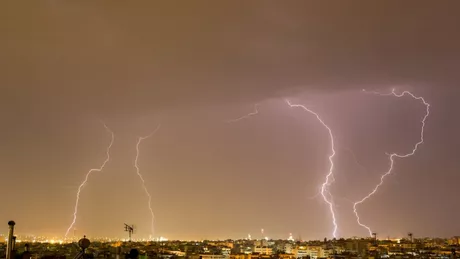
124, 224, 135, 242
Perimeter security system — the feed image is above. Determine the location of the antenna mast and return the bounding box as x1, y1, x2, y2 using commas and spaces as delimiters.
124, 224, 134, 242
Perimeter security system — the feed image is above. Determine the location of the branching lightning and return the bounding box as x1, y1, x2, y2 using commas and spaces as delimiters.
65, 124, 115, 238
286, 99, 338, 238
135, 124, 161, 239
225, 104, 259, 123
227, 101, 339, 237
353, 89, 430, 236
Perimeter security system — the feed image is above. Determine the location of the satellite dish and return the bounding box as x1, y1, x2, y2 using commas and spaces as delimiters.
78, 236, 91, 249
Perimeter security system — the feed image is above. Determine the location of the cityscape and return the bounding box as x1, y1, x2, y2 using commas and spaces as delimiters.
2, 220, 460, 259
2, 1, 460, 259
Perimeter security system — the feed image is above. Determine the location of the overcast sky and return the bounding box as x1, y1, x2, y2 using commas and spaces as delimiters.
1, 1, 460, 240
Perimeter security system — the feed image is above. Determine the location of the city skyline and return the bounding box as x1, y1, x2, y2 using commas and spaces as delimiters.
0, 230, 455, 243
4, 230, 460, 259
1, 1, 460, 241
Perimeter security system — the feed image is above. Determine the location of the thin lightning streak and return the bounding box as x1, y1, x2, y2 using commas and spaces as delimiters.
226, 104, 259, 123
285, 99, 338, 238
343, 147, 369, 175
353, 89, 430, 236
65, 124, 115, 238
308, 190, 322, 200
135, 124, 161, 239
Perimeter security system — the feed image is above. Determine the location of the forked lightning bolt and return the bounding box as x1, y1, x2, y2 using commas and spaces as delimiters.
135, 124, 161, 239
65, 124, 115, 237
286, 100, 338, 238
225, 104, 259, 123
353, 89, 430, 236
227, 101, 339, 237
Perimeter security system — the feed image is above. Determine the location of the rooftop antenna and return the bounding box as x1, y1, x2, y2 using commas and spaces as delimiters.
124, 224, 135, 242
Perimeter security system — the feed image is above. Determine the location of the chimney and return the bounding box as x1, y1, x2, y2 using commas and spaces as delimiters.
6, 221, 16, 259
12, 236, 17, 251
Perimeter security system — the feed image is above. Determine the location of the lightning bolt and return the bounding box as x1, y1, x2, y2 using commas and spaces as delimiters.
135, 124, 161, 239
225, 104, 259, 123
227, 101, 339, 237
353, 89, 430, 236
286, 99, 338, 238
65, 123, 115, 238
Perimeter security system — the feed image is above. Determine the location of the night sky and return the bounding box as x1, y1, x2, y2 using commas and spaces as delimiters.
1, 1, 460, 240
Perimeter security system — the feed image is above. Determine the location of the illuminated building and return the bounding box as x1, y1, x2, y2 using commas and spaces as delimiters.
292, 246, 308, 258
253, 246, 272, 255
449, 236, 460, 245
292, 246, 329, 259
198, 255, 228, 259
221, 247, 231, 257
284, 243, 292, 254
